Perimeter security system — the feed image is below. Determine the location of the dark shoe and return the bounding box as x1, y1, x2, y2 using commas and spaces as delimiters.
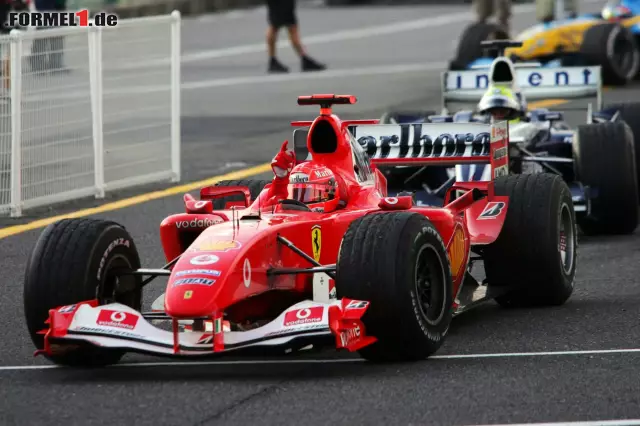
268, 57, 289, 73
302, 55, 326, 72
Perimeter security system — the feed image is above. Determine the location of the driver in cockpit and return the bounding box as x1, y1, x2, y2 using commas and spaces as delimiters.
265, 140, 343, 213
477, 85, 526, 123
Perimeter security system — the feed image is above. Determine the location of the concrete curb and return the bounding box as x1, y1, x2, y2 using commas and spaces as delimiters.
106, 0, 266, 20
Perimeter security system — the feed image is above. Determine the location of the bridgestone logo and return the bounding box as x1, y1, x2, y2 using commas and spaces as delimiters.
176, 218, 220, 229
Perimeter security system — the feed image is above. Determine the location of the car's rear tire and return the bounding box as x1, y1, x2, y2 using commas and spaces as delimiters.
602, 102, 640, 193
483, 174, 577, 307
573, 122, 639, 235
24, 218, 142, 367
581, 23, 640, 85
211, 179, 270, 210
449, 22, 509, 70
337, 212, 453, 362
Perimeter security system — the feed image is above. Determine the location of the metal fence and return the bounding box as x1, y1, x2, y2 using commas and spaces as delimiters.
0, 11, 181, 217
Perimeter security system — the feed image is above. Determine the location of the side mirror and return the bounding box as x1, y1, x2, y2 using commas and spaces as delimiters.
199, 186, 251, 208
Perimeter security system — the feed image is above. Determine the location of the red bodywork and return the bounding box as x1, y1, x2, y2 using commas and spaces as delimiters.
37, 94, 511, 358
158, 95, 508, 323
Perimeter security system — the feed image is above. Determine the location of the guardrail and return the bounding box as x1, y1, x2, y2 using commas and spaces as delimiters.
0, 11, 181, 217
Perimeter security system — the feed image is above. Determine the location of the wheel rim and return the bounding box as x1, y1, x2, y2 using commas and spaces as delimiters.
558, 203, 575, 275
414, 244, 447, 326
609, 29, 639, 79
98, 254, 138, 307
613, 38, 635, 74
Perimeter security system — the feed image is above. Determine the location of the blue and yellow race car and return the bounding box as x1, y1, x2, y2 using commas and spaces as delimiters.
451, 0, 640, 85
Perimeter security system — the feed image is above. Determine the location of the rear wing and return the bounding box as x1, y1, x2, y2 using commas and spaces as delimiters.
442, 65, 602, 112
293, 121, 509, 179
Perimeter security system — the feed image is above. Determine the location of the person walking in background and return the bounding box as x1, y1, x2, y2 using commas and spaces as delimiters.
30, 0, 67, 73
474, 0, 511, 35
266, 0, 326, 73
536, 0, 577, 23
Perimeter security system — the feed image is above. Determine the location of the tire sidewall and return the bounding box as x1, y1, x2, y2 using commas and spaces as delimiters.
87, 225, 142, 305
606, 25, 639, 81
404, 221, 453, 347
551, 184, 578, 288
24, 223, 142, 343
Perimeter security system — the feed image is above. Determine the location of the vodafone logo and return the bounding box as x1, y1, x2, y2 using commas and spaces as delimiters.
243, 258, 251, 288
283, 306, 324, 327
385, 197, 398, 205
96, 309, 139, 330
195, 201, 207, 209
110, 311, 126, 322
296, 308, 311, 319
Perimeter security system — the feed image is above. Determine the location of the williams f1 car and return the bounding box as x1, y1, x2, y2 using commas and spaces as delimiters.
26, 94, 577, 366
450, 0, 640, 85
380, 41, 640, 235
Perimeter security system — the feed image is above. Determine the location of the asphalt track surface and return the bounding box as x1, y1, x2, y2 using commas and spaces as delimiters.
2, 1, 640, 425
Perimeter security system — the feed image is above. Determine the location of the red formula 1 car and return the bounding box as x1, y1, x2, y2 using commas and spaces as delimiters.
24, 94, 578, 366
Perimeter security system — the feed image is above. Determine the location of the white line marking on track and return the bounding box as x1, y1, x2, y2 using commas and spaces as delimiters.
2, 347, 639, 372
176, 0, 601, 65
180, 62, 447, 90
431, 348, 640, 359
180, 11, 485, 63
112, 2, 541, 72
470, 420, 640, 426
32, 62, 447, 102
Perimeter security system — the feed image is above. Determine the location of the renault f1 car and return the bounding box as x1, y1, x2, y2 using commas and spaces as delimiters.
25, 94, 577, 367
450, 0, 640, 85
380, 41, 640, 235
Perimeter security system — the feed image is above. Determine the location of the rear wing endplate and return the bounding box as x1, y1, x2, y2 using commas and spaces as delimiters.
441, 65, 602, 112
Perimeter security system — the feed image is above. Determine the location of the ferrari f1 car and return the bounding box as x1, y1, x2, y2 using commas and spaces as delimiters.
380, 41, 640, 236
25, 94, 577, 366
450, 0, 640, 85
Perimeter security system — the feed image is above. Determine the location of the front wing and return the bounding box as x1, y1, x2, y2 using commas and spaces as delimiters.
36, 299, 377, 358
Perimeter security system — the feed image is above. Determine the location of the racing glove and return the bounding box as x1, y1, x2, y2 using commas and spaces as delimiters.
271, 140, 296, 179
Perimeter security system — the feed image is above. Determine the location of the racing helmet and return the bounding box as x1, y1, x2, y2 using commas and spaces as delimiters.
477, 84, 523, 121
602, 2, 632, 20
287, 163, 340, 213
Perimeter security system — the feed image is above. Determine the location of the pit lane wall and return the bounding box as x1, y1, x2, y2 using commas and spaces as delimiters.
0, 12, 181, 217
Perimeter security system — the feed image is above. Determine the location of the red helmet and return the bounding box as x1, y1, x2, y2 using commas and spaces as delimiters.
287, 163, 340, 213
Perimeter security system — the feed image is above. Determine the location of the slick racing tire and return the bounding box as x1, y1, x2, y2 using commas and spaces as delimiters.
449, 22, 509, 70
602, 102, 640, 194
211, 179, 270, 210
574, 122, 639, 235
337, 212, 453, 362
483, 174, 577, 308
24, 218, 142, 367
580, 23, 640, 85
379, 110, 437, 124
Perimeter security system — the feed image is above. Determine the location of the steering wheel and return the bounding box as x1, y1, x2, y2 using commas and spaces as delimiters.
278, 199, 312, 212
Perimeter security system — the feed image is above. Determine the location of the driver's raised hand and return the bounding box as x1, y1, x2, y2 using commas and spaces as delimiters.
271, 140, 296, 178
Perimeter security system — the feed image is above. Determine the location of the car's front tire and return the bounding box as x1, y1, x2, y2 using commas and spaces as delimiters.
24, 218, 142, 367
337, 212, 453, 362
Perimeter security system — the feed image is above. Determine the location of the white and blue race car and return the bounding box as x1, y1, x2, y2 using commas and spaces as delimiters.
378, 41, 640, 235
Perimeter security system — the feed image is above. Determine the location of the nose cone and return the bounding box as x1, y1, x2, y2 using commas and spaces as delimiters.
164, 252, 226, 318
